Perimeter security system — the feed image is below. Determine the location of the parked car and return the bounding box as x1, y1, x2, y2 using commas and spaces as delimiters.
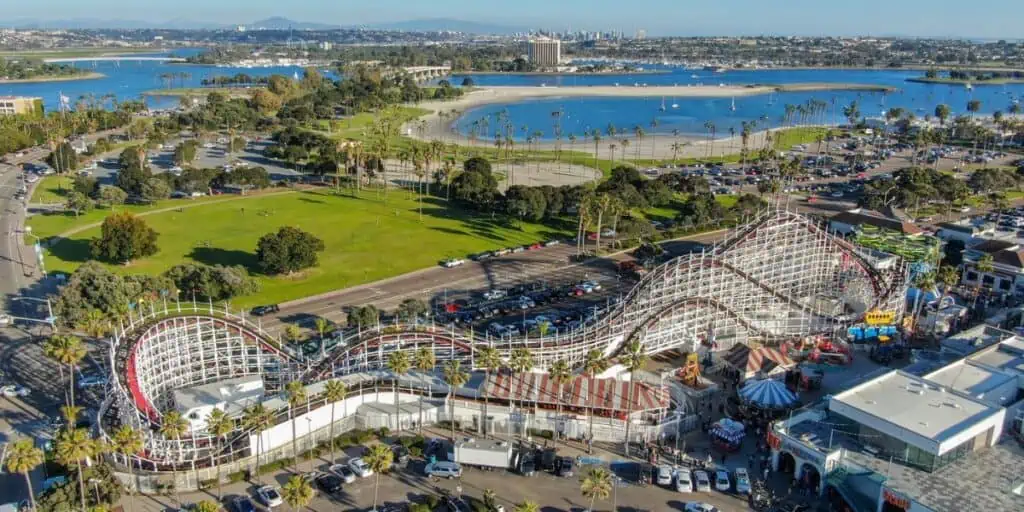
228, 496, 256, 512
441, 258, 465, 268
555, 456, 574, 477
349, 457, 373, 478
1, 385, 30, 398
656, 464, 674, 486
424, 461, 462, 479
734, 468, 751, 494
684, 503, 719, 512
483, 289, 507, 300
0, 314, 12, 327
675, 468, 693, 492
254, 485, 283, 508
250, 304, 279, 316
329, 463, 356, 483
314, 473, 343, 495
715, 470, 731, 492
694, 470, 711, 492
390, 444, 410, 464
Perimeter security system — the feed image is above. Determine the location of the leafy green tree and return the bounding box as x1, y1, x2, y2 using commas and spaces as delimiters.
47, 142, 79, 173
194, 500, 223, 512
347, 305, 379, 328
97, 185, 128, 207
90, 212, 159, 263
73, 174, 99, 197
255, 226, 325, 275
115, 163, 152, 196
162, 263, 259, 301
396, 298, 428, 322
65, 191, 93, 217
173, 140, 199, 166
141, 178, 171, 201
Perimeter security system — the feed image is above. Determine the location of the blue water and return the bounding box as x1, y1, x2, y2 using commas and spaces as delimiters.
0, 49, 322, 111
449, 67, 1024, 140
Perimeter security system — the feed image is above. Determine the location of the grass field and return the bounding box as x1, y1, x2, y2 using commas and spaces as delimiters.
40, 188, 571, 307
30, 175, 75, 205
772, 127, 837, 151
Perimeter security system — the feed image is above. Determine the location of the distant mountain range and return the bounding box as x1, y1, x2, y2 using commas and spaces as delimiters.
0, 16, 526, 34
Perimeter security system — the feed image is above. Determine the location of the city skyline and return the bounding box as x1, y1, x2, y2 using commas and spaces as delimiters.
2, 0, 1022, 38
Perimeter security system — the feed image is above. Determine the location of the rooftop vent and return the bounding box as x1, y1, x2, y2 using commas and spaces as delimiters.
944, 402, 962, 409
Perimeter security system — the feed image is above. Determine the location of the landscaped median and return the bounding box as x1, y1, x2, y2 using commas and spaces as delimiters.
32, 188, 571, 308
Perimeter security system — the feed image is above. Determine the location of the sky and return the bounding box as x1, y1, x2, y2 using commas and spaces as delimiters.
6, 0, 1022, 38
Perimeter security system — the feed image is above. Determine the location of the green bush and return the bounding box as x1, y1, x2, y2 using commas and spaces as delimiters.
198, 478, 217, 490
227, 470, 247, 483
426, 495, 440, 509
377, 426, 391, 439
409, 505, 432, 512
528, 428, 554, 440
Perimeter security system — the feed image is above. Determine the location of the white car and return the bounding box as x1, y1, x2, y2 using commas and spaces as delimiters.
684, 503, 719, 512
674, 468, 693, 493
348, 457, 373, 478
329, 463, 356, 483
25, 174, 39, 184
255, 485, 283, 508
0, 314, 12, 327
734, 468, 751, 494
1, 385, 30, 398
693, 470, 711, 492
441, 258, 465, 268
424, 461, 462, 479
483, 289, 507, 300
714, 470, 731, 492
656, 464, 674, 486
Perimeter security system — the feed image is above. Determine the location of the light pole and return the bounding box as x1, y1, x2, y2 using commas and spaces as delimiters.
10, 295, 56, 326
22, 226, 46, 277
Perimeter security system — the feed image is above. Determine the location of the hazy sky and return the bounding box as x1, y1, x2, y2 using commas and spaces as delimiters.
7, 0, 1021, 38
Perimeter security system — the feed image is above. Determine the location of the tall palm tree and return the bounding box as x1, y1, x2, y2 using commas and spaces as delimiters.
594, 193, 614, 253
509, 348, 535, 438
285, 381, 308, 471
5, 439, 44, 512
591, 130, 602, 168
111, 425, 144, 509
513, 500, 540, 512
633, 125, 644, 161
282, 474, 314, 511
547, 360, 571, 440
386, 351, 411, 433
910, 271, 936, 333
477, 346, 503, 438
413, 347, 436, 434
77, 309, 111, 339
205, 409, 234, 500
322, 380, 348, 464
365, 444, 394, 512
54, 427, 94, 512
242, 404, 273, 484
160, 410, 189, 507
43, 334, 87, 408
582, 349, 609, 448
443, 360, 470, 441
580, 467, 613, 512
619, 341, 649, 456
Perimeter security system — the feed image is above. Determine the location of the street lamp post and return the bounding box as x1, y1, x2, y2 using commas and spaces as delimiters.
10, 295, 56, 326
22, 226, 46, 277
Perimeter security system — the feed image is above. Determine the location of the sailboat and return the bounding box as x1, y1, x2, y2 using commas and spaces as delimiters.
660, 97, 667, 112
293, 71, 300, 80
671, 98, 680, 109
730, 97, 737, 112
767, 91, 775, 105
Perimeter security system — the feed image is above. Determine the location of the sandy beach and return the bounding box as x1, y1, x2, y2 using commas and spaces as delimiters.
408, 83, 857, 160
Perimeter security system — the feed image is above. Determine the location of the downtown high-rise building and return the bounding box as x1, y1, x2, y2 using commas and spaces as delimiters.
527, 37, 561, 67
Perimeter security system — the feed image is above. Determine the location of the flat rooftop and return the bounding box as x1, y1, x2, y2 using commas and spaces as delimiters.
842, 439, 1024, 512
924, 360, 1017, 400
173, 376, 264, 417
969, 338, 1024, 377
940, 324, 1014, 355
830, 370, 1000, 443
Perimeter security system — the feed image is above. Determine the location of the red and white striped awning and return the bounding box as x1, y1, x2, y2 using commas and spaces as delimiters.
481, 373, 668, 412
722, 343, 795, 378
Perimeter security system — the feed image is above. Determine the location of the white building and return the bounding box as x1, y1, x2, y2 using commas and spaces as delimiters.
173, 376, 265, 433
962, 238, 1024, 297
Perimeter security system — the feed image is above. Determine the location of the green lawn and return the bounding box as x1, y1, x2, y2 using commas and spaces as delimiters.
772, 127, 837, 151
30, 175, 75, 205
40, 189, 571, 307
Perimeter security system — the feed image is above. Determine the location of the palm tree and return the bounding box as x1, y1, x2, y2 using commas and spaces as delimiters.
621, 138, 630, 163
77, 309, 111, 339
205, 409, 234, 500
513, 500, 540, 512
285, 381, 308, 470
509, 348, 534, 437
54, 428, 94, 512
547, 360, 571, 440
483, 488, 499, 511
591, 130, 602, 168
160, 410, 189, 507
413, 347, 436, 434
314, 317, 330, 340
619, 340, 649, 456
582, 349, 609, 449
242, 404, 273, 484
608, 142, 618, 164
43, 334, 87, 408
281, 475, 314, 511
910, 271, 936, 333
442, 360, 470, 441
594, 193, 614, 253
5, 439, 44, 512
633, 125, 644, 160
110, 425, 144, 509
386, 351, 411, 433
322, 380, 348, 464
477, 346, 503, 438
580, 467, 613, 512
365, 444, 394, 512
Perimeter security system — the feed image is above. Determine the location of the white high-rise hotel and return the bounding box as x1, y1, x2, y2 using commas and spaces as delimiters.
527, 37, 561, 67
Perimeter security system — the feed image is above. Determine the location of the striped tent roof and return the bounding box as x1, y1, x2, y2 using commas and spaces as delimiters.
722, 343, 795, 378
739, 378, 798, 409
481, 373, 668, 412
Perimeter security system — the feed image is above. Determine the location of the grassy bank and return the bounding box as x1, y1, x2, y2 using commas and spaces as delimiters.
39, 188, 571, 307
142, 87, 262, 98
0, 71, 104, 84
906, 77, 1024, 86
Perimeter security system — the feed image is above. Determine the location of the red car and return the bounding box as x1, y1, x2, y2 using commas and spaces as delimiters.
528, 243, 543, 250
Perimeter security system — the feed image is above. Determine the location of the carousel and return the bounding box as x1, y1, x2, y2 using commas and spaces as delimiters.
737, 378, 799, 421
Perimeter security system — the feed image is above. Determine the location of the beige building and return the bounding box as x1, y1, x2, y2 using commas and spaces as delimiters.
527, 37, 561, 67
0, 96, 42, 117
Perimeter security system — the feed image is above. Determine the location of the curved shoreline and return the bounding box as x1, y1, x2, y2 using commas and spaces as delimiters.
906, 77, 1024, 86
0, 71, 105, 84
